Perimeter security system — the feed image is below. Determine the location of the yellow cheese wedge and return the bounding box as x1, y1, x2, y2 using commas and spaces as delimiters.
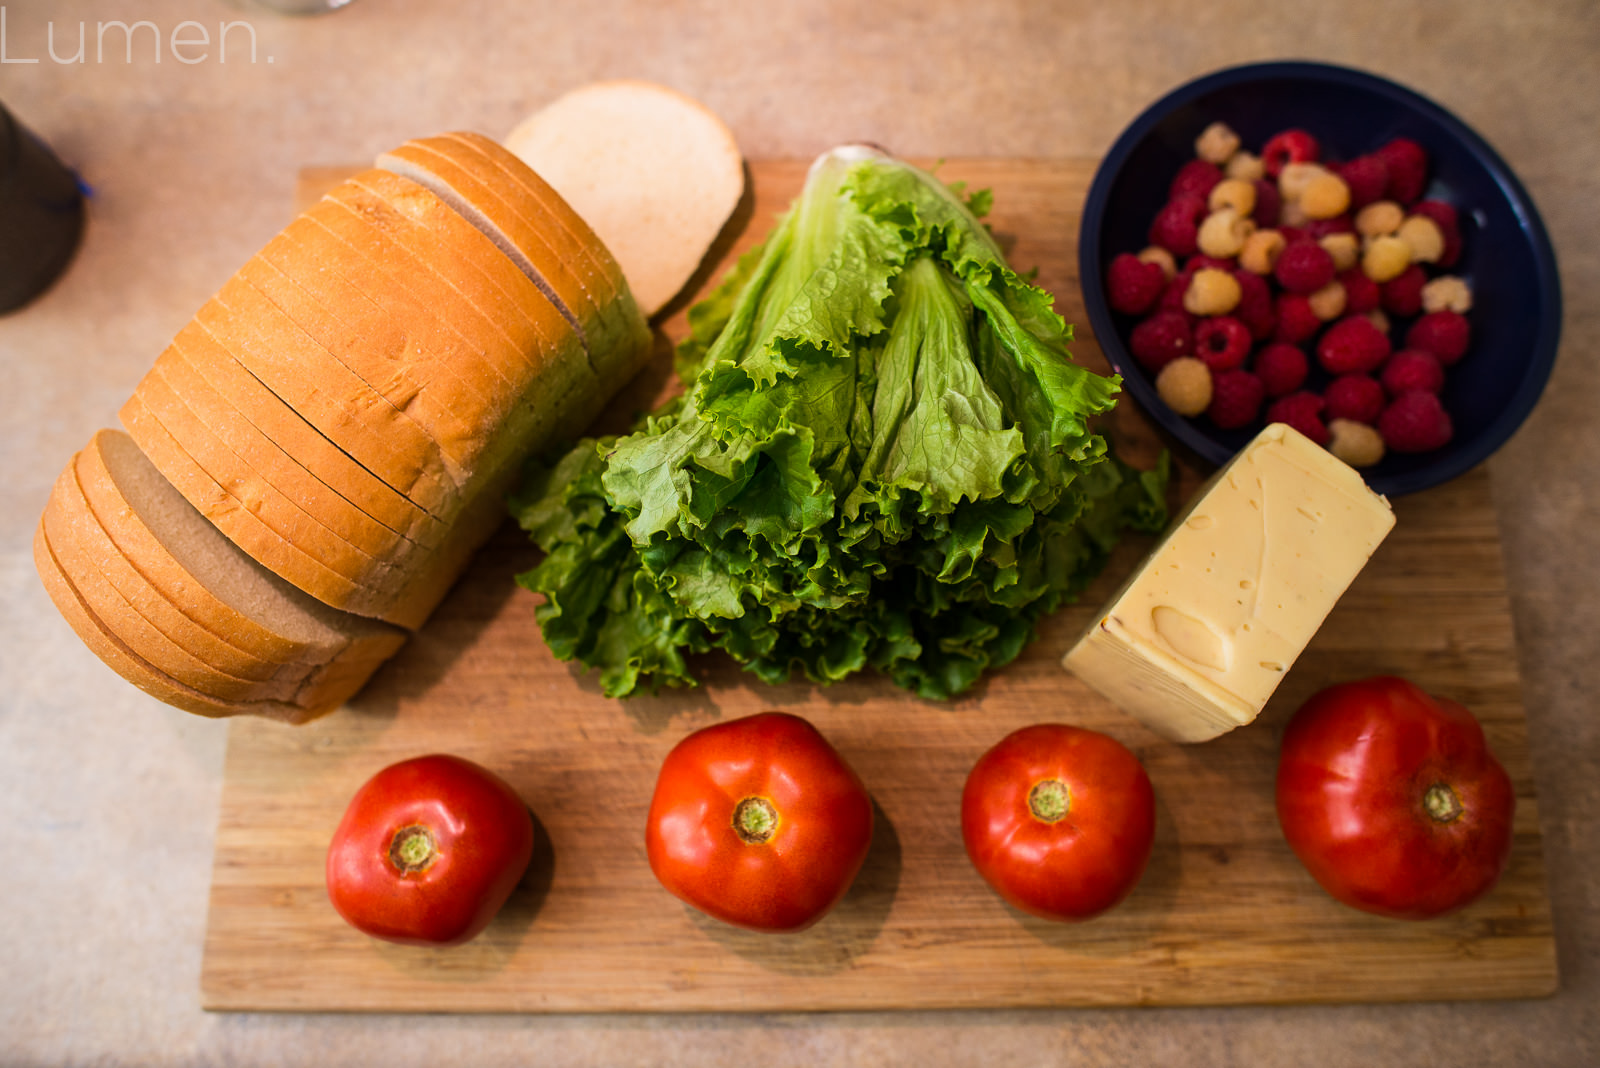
1061, 424, 1395, 743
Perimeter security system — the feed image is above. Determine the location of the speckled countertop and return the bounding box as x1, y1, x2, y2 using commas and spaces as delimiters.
2, 1, 1596, 1064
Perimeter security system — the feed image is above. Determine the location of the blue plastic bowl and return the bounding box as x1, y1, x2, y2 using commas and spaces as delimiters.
1079, 61, 1562, 496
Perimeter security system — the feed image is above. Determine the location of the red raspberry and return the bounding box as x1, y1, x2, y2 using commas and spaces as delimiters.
1207, 369, 1266, 430
1272, 293, 1322, 344
1376, 137, 1429, 204
1194, 316, 1253, 371
1182, 254, 1236, 274
1304, 215, 1354, 240
1411, 199, 1463, 267
1337, 154, 1390, 208
1252, 179, 1282, 228
1254, 342, 1309, 397
1266, 391, 1329, 445
1158, 271, 1191, 311
1106, 253, 1166, 315
1339, 267, 1381, 314
1381, 264, 1428, 318
1405, 309, 1472, 365
1170, 159, 1223, 201
1262, 129, 1320, 178
1149, 194, 1207, 258
1317, 315, 1392, 374
1381, 349, 1446, 395
1232, 269, 1276, 340
1128, 309, 1193, 371
1378, 390, 1454, 452
1323, 373, 1386, 424
1273, 241, 1337, 295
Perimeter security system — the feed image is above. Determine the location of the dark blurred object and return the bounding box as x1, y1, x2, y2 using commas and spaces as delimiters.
0, 102, 85, 314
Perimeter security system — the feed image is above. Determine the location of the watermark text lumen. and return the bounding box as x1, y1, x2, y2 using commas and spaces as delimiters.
1, 8, 270, 65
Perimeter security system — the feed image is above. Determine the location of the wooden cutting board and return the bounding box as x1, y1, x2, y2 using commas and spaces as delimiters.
198, 160, 1557, 1012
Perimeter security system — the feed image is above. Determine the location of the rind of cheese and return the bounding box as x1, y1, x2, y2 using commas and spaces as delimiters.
1062, 423, 1395, 743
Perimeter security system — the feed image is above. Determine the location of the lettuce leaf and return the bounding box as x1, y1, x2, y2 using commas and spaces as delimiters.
512, 146, 1166, 698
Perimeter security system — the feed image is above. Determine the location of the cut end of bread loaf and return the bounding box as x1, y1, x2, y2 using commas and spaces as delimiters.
34, 505, 383, 726
504, 80, 745, 318
90, 429, 402, 655
33, 429, 409, 720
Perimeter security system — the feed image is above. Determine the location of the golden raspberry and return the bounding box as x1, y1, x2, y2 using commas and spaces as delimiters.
1397, 215, 1445, 263
1365, 308, 1392, 335
1195, 122, 1242, 165
1183, 268, 1243, 316
1422, 275, 1473, 314
1137, 245, 1178, 281
1328, 419, 1386, 468
1197, 208, 1255, 258
1208, 178, 1257, 218
1238, 229, 1287, 275
1224, 151, 1265, 182
1156, 357, 1214, 416
1278, 162, 1330, 203
1300, 172, 1352, 220
1278, 198, 1311, 229
1308, 279, 1348, 321
1319, 232, 1360, 272
1134, 246, 1177, 281
1356, 200, 1404, 237
1362, 235, 1413, 283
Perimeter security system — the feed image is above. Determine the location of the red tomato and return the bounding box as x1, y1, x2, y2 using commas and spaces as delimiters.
1275, 676, 1515, 920
961, 723, 1156, 922
645, 711, 874, 933
326, 754, 535, 947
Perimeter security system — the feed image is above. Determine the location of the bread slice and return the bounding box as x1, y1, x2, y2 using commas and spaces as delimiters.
324, 172, 583, 390
440, 130, 631, 300
368, 444, 523, 631
376, 135, 654, 391
41, 430, 408, 720
77, 430, 324, 666
502, 81, 744, 317
435, 132, 624, 307
166, 321, 450, 547
131, 361, 413, 595
321, 172, 597, 472
238, 249, 495, 479
264, 208, 521, 456
38, 522, 398, 723
255, 217, 517, 431
78, 429, 405, 673
42, 461, 304, 696
428, 131, 656, 392
432, 130, 655, 377
150, 343, 427, 567
377, 138, 612, 334
52, 453, 294, 684
119, 388, 389, 616
34, 520, 319, 722
196, 276, 461, 508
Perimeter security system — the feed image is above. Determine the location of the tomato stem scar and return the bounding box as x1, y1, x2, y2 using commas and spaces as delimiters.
1029, 779, 1071, 823
733, 796, 779, 844
389, 824, 437, 874
1423, 782, 1464, 824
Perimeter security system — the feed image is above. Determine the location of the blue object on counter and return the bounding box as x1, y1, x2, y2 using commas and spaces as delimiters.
0, 101, 86, 314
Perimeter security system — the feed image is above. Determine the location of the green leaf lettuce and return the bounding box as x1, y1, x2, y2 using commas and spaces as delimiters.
511, 146, 1166, 698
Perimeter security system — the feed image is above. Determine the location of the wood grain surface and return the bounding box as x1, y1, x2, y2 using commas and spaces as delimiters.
198, 160, 1556, 1012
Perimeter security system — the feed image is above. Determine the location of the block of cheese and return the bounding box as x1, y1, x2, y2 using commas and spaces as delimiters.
1061, 424, 1395, 743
